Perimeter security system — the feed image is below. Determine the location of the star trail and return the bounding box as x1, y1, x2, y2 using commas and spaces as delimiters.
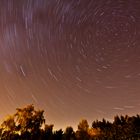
0, 0, 140, 129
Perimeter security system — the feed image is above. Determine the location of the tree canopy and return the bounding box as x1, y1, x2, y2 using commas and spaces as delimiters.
0, 104, 140, 140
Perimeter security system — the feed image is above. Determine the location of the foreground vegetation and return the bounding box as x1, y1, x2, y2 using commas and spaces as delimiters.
0, 105, 140, 140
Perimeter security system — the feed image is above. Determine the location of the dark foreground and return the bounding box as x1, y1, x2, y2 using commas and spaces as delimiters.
0, 105, 140, 140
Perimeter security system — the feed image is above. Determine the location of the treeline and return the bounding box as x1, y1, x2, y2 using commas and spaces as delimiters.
0, 105, 140, 140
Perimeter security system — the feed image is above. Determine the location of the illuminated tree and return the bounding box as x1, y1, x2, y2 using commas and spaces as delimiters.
0, 104, 45, 140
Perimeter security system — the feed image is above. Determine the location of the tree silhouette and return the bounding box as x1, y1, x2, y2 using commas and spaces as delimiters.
76, 119, 90, 140
43, 124, 54, 140
63, 126, 76, 140
92, 118, 113, 139
53, 129, 63, 140
0, 104, 140, 140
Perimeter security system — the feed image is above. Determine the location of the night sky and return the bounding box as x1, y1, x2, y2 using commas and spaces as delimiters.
0, 0, 140, 129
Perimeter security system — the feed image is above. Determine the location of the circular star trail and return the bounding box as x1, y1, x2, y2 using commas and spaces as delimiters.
0, 0, 140, 129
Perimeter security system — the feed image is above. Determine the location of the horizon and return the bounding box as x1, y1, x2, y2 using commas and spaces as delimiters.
0, 103, 139, 130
